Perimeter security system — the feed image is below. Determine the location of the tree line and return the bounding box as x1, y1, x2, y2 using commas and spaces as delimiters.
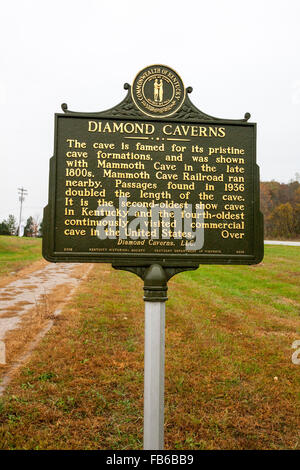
1, 176, 300, 240
0, 215, 42, 237
261, 175, 300, 239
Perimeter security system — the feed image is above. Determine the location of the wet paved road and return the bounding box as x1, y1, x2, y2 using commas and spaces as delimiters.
0, 263, 81, 342
264, 240, 300, 246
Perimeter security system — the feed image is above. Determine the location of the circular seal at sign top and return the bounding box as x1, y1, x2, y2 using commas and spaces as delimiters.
131, 65, 186, 118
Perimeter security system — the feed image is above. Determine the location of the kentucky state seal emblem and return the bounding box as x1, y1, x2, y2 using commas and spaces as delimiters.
131, 64, 186, 118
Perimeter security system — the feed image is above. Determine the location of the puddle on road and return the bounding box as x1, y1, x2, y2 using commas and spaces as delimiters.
0, 263, 82, 341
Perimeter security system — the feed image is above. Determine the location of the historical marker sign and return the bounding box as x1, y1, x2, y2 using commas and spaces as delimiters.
43, 64, 264, 450
43, 65, 263, 266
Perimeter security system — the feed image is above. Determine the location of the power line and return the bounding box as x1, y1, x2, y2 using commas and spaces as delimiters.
17, 187, 28, 236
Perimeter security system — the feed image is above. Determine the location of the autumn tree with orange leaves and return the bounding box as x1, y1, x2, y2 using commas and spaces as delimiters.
261, 175, 300, 239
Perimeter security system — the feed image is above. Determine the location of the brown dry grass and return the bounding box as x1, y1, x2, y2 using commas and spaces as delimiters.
0, 260, 47, 289
0, 246, 299, 450
0, 264, 90, 376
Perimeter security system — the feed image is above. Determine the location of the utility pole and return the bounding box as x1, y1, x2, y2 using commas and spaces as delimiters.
18, 187, 28, 236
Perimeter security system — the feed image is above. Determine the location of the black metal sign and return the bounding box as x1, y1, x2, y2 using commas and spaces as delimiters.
43, 65, 263, 267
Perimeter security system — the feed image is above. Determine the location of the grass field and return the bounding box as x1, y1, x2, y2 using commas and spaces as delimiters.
0, 245, 299, 449
0, 235, 42, 277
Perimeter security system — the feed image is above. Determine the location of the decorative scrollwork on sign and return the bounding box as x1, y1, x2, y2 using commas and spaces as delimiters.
60, 81, 251, 123
173, 93, 251, 123
174, 102, 215, 121
107, 85, 144, 118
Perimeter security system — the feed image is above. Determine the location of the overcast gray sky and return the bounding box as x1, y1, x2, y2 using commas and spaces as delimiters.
0, 0, 299, 226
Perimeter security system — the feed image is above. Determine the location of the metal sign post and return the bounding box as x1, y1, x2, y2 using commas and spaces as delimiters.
143, 264, 168, 450
115, 264, 195, 450
144, 300, 165, 450
113, 264, 199, 449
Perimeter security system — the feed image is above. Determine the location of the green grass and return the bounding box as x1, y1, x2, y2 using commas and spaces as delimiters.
177, 246, 300, 320
0, 235, 42, 276
0, 245, 299, 449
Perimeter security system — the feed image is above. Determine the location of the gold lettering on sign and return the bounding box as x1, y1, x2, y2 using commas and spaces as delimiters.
58, 120, 250, 256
